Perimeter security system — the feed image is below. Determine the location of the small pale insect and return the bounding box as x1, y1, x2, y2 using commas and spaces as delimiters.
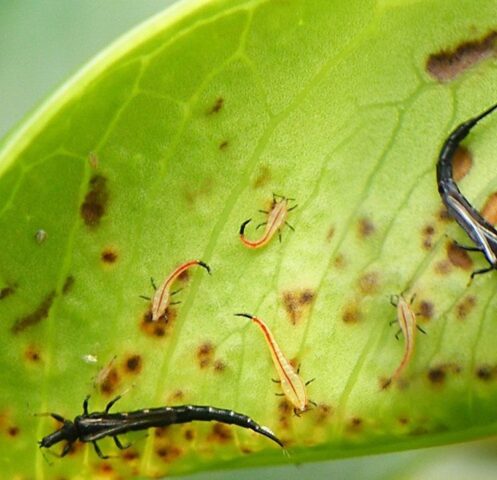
235, 313, 313, 415
82, 354, 98, 364
35, 229, 48, 244
383, 294, 426, 389
88, 151, 99, 169
142, 260, 211, 322
239, 194, 296, 249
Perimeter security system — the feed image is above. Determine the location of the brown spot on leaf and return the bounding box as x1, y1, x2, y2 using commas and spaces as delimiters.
358, 271, 380, 295
7, 426, 19, 437
447, 242, 473, 270
314, 404, 333, 425
155, 444, 182, 463
97, 463, 113, 474
347, 417, 363, 432
253, 165, 271, 189
62, 276, 75, 295
423, 225, 435, 236
140, 307, 176, 338
426, 31, 497, 82
208, 423, 233, 444
219, 140, 229, 150
11, 291, 56, 334
99, 367, 120, 396
476, 365, 496, 381
422, 224, 435, 250
25, 345, 42, 363
282, 289, 315, 325
358, 217, 375, 238
334, 253, 346, 269
428, 367, 446, 385
184, 429, 195, 441
101, 248, 118, 264
0, 286, 15, 300
342, 304, 361, 324
170, 390, 184, 402
456, 295, 476, 320
124, 354, 142, 374
481, 192, 497, 225
213, 359, 226, 372
419, 300, 434, 319
434, 259, 452, 275
277, 398, 292, 430
398, 417, 409, 426
122, 449, 139, 461
438, 207, 450, 222
326, 226, 335, 242
207, 97, 224, 114
452, 146, 473, 181
197, 342, 215, 369
154, 426, 170, 439
80, 175, 109, 227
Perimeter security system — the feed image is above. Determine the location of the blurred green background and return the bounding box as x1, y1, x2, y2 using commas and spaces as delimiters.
1, 1, 496, 478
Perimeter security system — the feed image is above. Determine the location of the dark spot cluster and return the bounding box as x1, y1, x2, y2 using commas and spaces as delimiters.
62, 276, 75, 295
11, 291, 56, 334
427, 363, 462, 386
207, 97, 224, 114
326, 226, 335, 242
196, 342, 215, 369
347, 417, 363, 432
0, 285, 15, 300
219, 140, 229, 151
476, 364, 497, 381
25, 345, 42, 364
358, 217, 375, 239
124, 354, 142, 374
481, 192, 497, 225
456, 295, 476, 320
418, 300, 434, 319
252, 166, 271, 189
314, 403, 333, 425
422, 224, 436, 250
277, 398, 292, 430
155, 444, 183, 463
447, 242, 473, 270
342, 304, 361, 324
426, 31, 497, 82
282, 289, 316, 325
358, 271, 380, 295
140, 307, 177, 338
208, 423, 233, 444
80, 175, 109, 227
101, 248, 118, 264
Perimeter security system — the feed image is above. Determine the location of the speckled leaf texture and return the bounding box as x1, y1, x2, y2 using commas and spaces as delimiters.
2, 0, 497, 478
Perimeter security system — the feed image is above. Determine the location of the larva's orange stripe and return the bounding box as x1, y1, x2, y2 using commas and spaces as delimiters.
240, 203, 287, 248
157, 260, 202, 307
251, 316, 300, 400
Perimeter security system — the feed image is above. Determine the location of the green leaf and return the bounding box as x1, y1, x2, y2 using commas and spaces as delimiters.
2, 0, 497, 478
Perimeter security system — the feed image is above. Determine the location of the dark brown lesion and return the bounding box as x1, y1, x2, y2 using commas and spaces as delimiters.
197, 342, 215, 369
80, 175, 109, 227
62, 276, 75, 295
481, 192, 497, 225
447, 242, 473, 270
0, 285, 15, 300
456, 295, 476, 320
207, 96, 224, 114
426, 31, 497, 82
357, 271, 380, 295
101, 248, 118, 264
11, 291, 56, 334
282, 289, 316, 325
358, 217, 375, 238
124, 354, 142, 374
140, 307, 176, 338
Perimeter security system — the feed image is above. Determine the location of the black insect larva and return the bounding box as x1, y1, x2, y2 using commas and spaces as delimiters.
38, 396, 283, 458
436, 102, 497, 279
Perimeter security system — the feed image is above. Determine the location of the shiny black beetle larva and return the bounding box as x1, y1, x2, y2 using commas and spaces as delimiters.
39, 395, 283, 458
437, 101, 497, 279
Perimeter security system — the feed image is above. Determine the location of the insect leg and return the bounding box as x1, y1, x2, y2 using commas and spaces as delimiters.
169, 301, 181, 306
389, 319, 397, 326
308, 400, 318, 407
171, 288, 183, 296
271, 378, 281, 384
83, 395, 91, 415
139, 295, 151, 301
285, 222, 295, 231
60, 442, 72, 458
274, 393, 285, 397
287, 204, 298, 212
293, 408, 301, 417
453, 240, 483, 252
416, 325, 427, 334
278, 230, 282, 243
305, 378, 316, 386
35, 412, 66, 423
105, 395, 122, 413
92, 441, 110, 460
150, 277, 157, 291
256, 221, 267, 230
395, 329, 402, 340
389, 295, 399, 307
258, 209, 269, 214
470, 266, 494, 279
113, 436, 131, 450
